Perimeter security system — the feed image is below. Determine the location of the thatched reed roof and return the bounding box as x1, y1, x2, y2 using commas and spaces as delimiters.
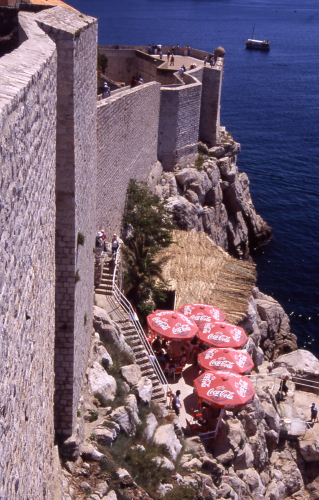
158, 230, 257, 325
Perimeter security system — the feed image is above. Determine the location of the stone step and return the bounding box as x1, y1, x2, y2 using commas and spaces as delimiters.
95, 289, 112, 296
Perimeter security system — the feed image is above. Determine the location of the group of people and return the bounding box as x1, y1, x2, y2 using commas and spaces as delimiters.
130, 76, 144, 88
204, 54, 215, 67
95, 231, 122, 256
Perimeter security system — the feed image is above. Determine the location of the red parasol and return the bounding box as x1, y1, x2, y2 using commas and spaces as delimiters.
194, 370, 255, 409
177, 303, 226, 324
146, 310, 198, 340
198, 348, 254, 375
197, 322, 248, 349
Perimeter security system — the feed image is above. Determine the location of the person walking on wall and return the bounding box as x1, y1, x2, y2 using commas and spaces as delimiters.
172, 390, 182, 416
178, 66, 184, 78
204, 55, 207, 66
170, 55, 175, 66
167, 50, 171, 61
310, 403, 318, 423
130, 76, 137, 88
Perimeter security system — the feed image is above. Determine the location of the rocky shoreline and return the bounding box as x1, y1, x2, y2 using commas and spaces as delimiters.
57, 139, 319, 500
155, 130, 272, 260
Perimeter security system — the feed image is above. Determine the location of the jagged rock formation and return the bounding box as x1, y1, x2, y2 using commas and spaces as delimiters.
155, 136, 272, 259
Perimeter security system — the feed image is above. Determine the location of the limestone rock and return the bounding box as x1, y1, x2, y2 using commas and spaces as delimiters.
102, 491, 117, 500
209, 146, 225, 158
153, 424, 182, 461
80, 444, 106, 462
120, 364, 142, 387
299, 429, 319, 462
270, 349, 319, 382
94, 481, 108, 498
252, 290, 298, 360
212, 422, 234, 465
165, 195, 203, 231
175, 168, 212, 205
93, 306, 134, 359
143, 412, 158, 441
227, 418, 246, 451
221, 474, 248, 498
88, 361, 117, 402
136, 377, 152, 404
262, 402, 280, 433
249, 424, 269, 471
151, 456, 175, 471
233, 443, 254, 470
270, 446, 304, 496
237, 468, 266, 499
94, 422, 120, 446
109, 404, 141, 437
181, 457, 202, 471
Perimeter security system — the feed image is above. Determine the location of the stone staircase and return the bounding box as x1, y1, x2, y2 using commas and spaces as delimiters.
95, 256, 167, 405
95, 257, 114, 296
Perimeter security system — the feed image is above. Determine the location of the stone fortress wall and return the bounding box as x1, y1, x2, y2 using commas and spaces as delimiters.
36, 6, 98, 439
0, 7, 224, 499
96, 81, 161, 237
0, 11, 57, 499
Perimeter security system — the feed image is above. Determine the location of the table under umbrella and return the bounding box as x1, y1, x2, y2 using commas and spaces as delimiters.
197, 322, 248, 348
198, 347, 254, 375
177, 303, 226, 324
194, 370, 255, 409
146, 310, 198, 340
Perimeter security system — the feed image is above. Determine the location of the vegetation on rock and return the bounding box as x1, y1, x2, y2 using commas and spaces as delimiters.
122, 180, 174, 321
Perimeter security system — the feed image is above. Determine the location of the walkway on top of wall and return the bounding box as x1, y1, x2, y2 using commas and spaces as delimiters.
152, 54, 206, 72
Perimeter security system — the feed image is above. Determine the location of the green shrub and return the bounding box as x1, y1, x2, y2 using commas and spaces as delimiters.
75, 269, 81, 283
94, 392, 108, 407
88, 409, 98, 422
77, 231, 85, 246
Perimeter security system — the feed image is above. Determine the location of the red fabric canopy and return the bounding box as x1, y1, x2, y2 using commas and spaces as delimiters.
177, 303, 226, 324
197, 322, 248, 348
194, 370, 255, 409
198, 348, 254, 375
146, 310, 198, 340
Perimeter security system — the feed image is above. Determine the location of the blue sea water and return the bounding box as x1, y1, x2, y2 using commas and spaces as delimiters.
68, 0, 319, 355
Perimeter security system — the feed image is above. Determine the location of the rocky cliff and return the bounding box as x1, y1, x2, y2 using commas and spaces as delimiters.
155, 132, 272, 260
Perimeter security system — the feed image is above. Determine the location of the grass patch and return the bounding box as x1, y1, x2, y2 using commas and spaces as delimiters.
194, 153, 205, 171
164, 484, 197, 500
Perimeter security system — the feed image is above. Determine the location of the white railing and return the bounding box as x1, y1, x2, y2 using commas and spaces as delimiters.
111, 247, 170, 400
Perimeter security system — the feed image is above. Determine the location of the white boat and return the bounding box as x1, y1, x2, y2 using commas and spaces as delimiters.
245, 27, 270, 51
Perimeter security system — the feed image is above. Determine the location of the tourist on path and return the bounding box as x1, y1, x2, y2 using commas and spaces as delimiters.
204, 55, 207, 66
170, 55, 174, 66
172, 390, 182, 416
310, 403, 318, 423
111, 234, 122, 256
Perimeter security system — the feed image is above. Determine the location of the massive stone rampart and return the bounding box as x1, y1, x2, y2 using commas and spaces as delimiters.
158, 72, 202, 170
37, 6, 98, 438
0, 11, 57, 499
96, 81, 161, 237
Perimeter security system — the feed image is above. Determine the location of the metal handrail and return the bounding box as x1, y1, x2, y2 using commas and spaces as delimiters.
111, 247, 169, 399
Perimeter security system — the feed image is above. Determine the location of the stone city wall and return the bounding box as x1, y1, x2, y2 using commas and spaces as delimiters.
37, 6, 98, 438
199, 59, 224, 147
96, 81, 161, 238
0, 11, 57, 500
158, 72, 202, 171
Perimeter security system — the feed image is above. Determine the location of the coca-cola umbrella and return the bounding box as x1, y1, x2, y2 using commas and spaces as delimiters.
146, 310, 198, 340
197, 322, 248, 349
198, 348, 254, 375
194, 370, 255, 409
177, 303, 226, 324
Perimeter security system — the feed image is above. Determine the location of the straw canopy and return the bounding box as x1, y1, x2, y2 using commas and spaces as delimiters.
157, 230, 256, 325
